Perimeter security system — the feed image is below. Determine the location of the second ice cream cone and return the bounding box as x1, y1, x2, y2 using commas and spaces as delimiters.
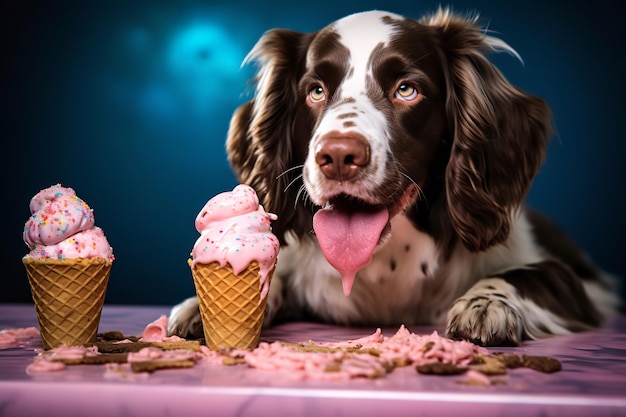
190, 260, 272, 350
23, 257, 111, 350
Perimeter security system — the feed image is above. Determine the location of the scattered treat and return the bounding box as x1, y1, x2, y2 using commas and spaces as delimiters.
428, 352, 563, 386
138, 314, 187, 344
127, 347, 202, 373
27, 344, 100, 373
238, 326, 486, 380
492, 352, 524, 369
221, 356, 248, 366
22, 184, 114, 349
522, 355, 562, 373
98, 331, 129, 341
146, 340, 203, 352
282, 341, 382, 356
92, 340, 202, 354
130, 360, 197, 373
20, 314, 562, 385
319, 326, 487, 367
189, 184, 280, 350
141, 315, 169, 342
26, 357, 67, 373
26, 327, 203, 374
464, 369, 492, 386
416, 362, 468, 375
469, 355, 508, 375
0, 327, 40, 349
55, 353, 129, 366
89, 342, 152, 354
104, 363, 150, 382
240, 341, 391, 380
46, 344, 100, 359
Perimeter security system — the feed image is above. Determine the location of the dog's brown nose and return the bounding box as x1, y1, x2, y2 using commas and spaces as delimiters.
315, 134, 370, 181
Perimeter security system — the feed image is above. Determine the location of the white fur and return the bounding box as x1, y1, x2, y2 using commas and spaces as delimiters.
267, 211, 546, 328
583, 272, 622, 318
331, 11, 400, 97
303, 12, 400, 206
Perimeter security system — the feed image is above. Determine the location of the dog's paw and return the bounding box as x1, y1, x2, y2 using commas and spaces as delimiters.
167, 296, 204, 339
445, 278, 524, 346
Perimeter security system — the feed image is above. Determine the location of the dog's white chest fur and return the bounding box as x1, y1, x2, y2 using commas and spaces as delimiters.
275, 215, 456, 326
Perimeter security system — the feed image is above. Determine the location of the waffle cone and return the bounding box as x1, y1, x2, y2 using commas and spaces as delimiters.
189, 259, 273, 350
22, 257, 112, 350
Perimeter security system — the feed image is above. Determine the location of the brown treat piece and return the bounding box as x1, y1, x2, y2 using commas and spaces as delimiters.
470, 355, 508, 375
493, 353, 523, 369
130, 359, 196, 373
91, 341, 153, 353
222, 357, 247, 366
54, 353, 129, 366
284, 342, 381, 357
150, 341, 202, 352
98, 331, 126, 341
457, 377, 509, 387
390, 357, 410, 368
286, 342, 345, 354
522, 355, 562, 373
416, 362, 468, 375
324, 363, 342, 373
422, 341, 435, 353
92, 340, 202, 354
380, 360, 397, 373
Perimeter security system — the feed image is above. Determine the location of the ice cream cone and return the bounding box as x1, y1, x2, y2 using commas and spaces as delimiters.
189, 260, 273, 350
22, 257, 112, 350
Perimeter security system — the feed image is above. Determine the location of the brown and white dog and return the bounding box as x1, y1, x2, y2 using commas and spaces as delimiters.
168, 8, 619, 346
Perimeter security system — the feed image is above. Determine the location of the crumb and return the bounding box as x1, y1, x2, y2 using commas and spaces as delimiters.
492, 352, 523, 369
469, 355, 508, 375
522, 355, 562, 373
130, 359, 196, 373
54, 353, 128, 365
416, 362, 468, 375
98, 331, 126, 341
222, 356, 247, 366
92, 340, 202, 354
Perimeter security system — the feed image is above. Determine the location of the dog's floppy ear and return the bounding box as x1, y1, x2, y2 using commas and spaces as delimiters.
227, 29, 315, 243
423, 9, 552, 252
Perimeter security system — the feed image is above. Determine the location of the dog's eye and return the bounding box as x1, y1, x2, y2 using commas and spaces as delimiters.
309, 86, 326, 103
394, 83, 419, 101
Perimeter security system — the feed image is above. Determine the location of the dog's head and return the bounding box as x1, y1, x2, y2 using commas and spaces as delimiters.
227, 9, 551, 291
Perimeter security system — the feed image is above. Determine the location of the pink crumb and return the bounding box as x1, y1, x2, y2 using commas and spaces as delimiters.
0, 327, 40, 349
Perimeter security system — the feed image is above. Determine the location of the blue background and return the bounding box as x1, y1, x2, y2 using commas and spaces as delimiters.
2, 0, 624, 306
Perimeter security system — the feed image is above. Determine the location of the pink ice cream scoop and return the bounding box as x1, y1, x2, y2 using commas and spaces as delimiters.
141, 315, 169, 342
23, 184, 114, 260
28, 183, 77, 213
24, 186, 95, 247
191, 184, 279, 299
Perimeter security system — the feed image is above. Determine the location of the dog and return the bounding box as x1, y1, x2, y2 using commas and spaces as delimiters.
168, 8, 619, 346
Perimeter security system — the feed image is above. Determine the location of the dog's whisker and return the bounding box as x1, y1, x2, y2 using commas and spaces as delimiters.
284, 174, 303, 193
276, 165, 304, 180
400, 171, 429, 208
294, 184, 312, 211
300, 185, 311, 202
294, 186, 304, 210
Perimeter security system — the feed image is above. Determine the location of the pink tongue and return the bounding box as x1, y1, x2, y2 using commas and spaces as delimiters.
313, 205, 389, 296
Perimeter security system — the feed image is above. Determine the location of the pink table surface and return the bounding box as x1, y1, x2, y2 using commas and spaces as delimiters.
1, 303, 625, 417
